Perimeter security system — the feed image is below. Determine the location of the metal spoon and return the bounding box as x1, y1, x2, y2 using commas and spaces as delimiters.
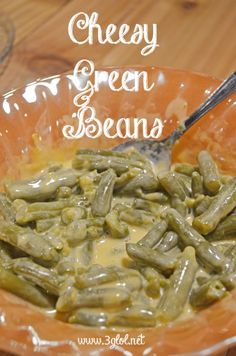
113, 71, 236, 170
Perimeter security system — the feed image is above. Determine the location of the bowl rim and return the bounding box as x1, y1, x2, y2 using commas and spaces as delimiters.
1, 64, 222, 99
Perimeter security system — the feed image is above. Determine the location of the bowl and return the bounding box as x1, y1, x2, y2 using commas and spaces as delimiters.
0, 66, 236, 356
0, 14, 14, 76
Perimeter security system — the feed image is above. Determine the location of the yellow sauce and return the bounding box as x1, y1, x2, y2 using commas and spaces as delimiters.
7, 144, 198, 328
93, 226, 147, 267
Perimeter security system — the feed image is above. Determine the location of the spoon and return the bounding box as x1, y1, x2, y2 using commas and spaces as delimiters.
113, 71, 236, 170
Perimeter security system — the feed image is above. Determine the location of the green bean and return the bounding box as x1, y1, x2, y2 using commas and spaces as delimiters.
208, 214, 236, 241
196, 271, 236, 292
166, 209, 231, 272
195, 242, 232, 273
220, 272, 236, 291
140, 266, 161, 281
56, 241, 93, 275
120, 208, 156, 226
221, 175, 233, 184
136, 190, 169, 203
15, 197, 87, 225
76, 148, 128, 159
133, 199, 161, 216
12, 258, 61, 296
171, 197, 187, 217
175, 173, 192, 197
61, 207, 87, 225
115, 272, 142, 292
211, 242, 235, 254
191, 172, 204, 197
0, 265, 52, 307
56, 287, 131, 312
193, 194, 205, 205
165, 208, 205, 248
0, 241, 13, 269
0, 221, 59, 263
81, 217, 105, 228
157, 231, 179, 252
214, 240, 236, 249
190, 280, 227, 308
140, 266, 161, 297
91, 169, 116, 217
159, 172, 186, 201
224, 245, 236, 270
79, 170, 99, 202
75, 265, 121, 288
137, 219, 168, 248
51, 218, 104, 246
185, 197, 195, 209
41, 228, 64, 251
87, 226, 104, 239
56, 186, 72, 199
196, 270, 211, 286
112, 203, 131, 213
38, 163, 62, 175
105, 209, 129, 238
57, 218, 104, 244
75, 240, 94, 270
126, 243, 176, 276
197, 150, 221, 194
145, 280, 162, 297
174, 163, 196, 176
118, 172, 159, 194
73, 154, 145, 175
193, 178, 236, 235
58, 218, 104, 243
56, 259, 75, 275
77, 265, 142, 291
157, 247, 198, 322
46, 196, 89, 209
197, 277, 210, 286
36, 217, 61, 233
125, 147, 153, 167
109, 305, 156, 327
15, 203, 60, 225
194, 196, 212, 216
0, 193, 15, 222
5, 168, 79, 202
78, 148, 150, 173
114, 168, 140, 190
69, 308, 108, 326
227, 208, 236, 216
69, 303, 156, 327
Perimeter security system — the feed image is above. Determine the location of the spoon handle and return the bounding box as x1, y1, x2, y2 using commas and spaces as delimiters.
178, 71, 236, 136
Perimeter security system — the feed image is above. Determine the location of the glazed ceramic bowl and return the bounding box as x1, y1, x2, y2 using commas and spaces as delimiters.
0, 66, 236, 356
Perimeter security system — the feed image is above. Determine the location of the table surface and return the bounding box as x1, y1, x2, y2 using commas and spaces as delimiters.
0, 1, 236, 355
0, 0, 235, 95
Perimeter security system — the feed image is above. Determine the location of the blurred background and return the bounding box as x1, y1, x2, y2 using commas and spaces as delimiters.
0, 0, 235, 94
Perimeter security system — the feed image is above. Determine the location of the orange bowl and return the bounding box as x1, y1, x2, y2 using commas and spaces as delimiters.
0, 66, 236, 356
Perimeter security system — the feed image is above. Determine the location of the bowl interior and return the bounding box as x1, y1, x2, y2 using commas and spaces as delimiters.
0, 66, 236, 356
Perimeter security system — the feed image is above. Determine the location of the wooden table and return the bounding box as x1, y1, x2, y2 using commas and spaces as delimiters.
0, 0, 235, 94
0, 1, 236, 355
